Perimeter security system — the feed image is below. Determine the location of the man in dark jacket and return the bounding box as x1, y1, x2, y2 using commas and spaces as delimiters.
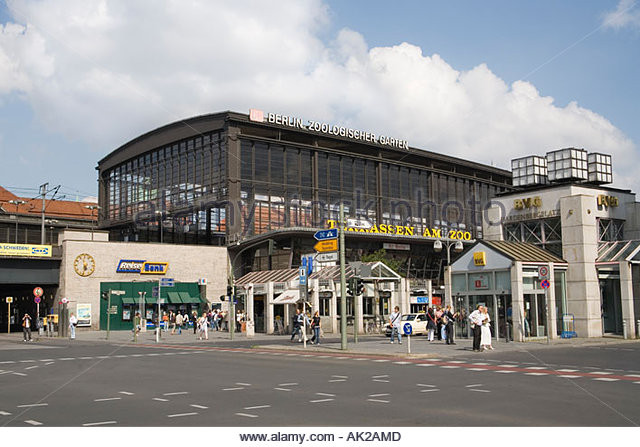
444, 305, 458, 345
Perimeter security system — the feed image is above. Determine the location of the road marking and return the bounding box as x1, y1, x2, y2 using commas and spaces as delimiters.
466, 384, 483, 388
557, 369, 579, 372
634, 382, 640, 384
278, 382, 298, 386
24, 366, 38, 370
83, 421, 117, 426
332, 375, 349, 379
19, 360, 36, 363
148, 353, 161, 356
470, 389, 491, 393
626, 374, 640, 378
0, 411, 11, 416
369, 393, 390, 397
96, 356, 109, 359
235, 413, 258, 418
468, 368, 487, 371
236, 383, 252, 386
13, 372, 27, 376
17, 403, 47, 408
152, 398, 169, 402
44, 362, 54, 366
354, 358, 367, 361
372, 375, 389, 378
163, 392, 189, 396
393, 361, 411, 365
372, 359, 389, 363
593, 378, 620, 382
416, 364, 433, 367
497, 364, 517, 368
420, 389, 440, 393
495, 370, 516, 373
373, 379, 390, 383
114, 355, 127, 358
119, 391, 134, 395
168, 412, 198, 418
334, 357, 349, 360
328, 379, 346, 383
417, 384, 437, 388
525, 366, 546, 370
24, 420, 42, 426
274, 387, 291, 392
525, 373, 549, 376
0, 361, 15, 364
440, 366, 460, 369
310, 399, 334, 403
0, 371, 13, 375
472, 362, 490, 365
94, 397, 122, 402
79, 357, 94, 360
222, 388, 244, 391
592, 372, 613, 375
131, 354, 144, 357
315, 393, 336, 397
558, 375, 580, 378
367, 399, 390, 403
39, 359, 53, 362
448, 360, 465, 364
59, 358, 75, 361
190, 405, 208, 409
244, 405, 271, 410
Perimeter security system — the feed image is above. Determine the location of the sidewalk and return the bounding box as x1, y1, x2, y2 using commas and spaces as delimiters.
1, 328, 638, 358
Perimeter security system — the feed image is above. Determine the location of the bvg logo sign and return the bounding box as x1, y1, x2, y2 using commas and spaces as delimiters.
116, 260, 169, 274
514, 196, 542, 210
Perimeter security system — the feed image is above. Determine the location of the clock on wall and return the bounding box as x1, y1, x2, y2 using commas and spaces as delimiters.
74, 253, 95, 277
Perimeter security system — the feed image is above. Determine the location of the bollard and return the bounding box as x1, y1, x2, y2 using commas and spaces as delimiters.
505, 322, 510, 343
622, 320, 628, 340
637, 320, 640, 339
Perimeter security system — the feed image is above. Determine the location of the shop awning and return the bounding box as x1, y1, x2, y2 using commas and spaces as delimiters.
273, 289, 300, 305
179, 292, 201, 304
145, 297, 158, 304
122, 298, 136, 305
167, 292, 182, 304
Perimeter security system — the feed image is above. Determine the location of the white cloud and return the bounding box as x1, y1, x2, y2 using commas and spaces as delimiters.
603, 0, 640, 30
0, 0, 637, 192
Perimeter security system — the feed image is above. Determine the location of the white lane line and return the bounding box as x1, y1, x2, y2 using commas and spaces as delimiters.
167, 412, 198, 418
372, 359, 389, 363
372, 375, 389, 378
119, 391, 134, 396
592, 372, 613, 375
332, 375, 349, 379
465, 384, 483, 388
131, 354, 144, 357
429, 358, 443, 362
244, 405, 271, 410
274, 387, 291, 392
94, 397, 122, 402
222, 387, 245, 391
39, 359, 53, 362
634, 382, 640, 384
497, 364, 517, 368
44, 362, 54, 366
334, 357, 349, 360
310, 399, 334, 403
558, 375, 580, 378
354, 358, 367, 361
417, 384, 437, 388
328, 379, 346, 383
148, 353, 161, 356
163, 392, 189, 396
557, 369, 579, 372
495, 370, 516, 374
625, 374, 640, 378
24, 366, 38, 370
236, 383, 252, 386
152, 398, 169, 402
235, 413, 258, 418
472, 362, 490, 365
593, 378, 620, 382
19, 360, 36, 363
83, 421, 117, 427
525, 373, 549, 376
372, 379, 390, 383
0, 411, 12, 416
0, 371, 13, 375
301, 354, 314, 358
12, 372, 27, 377
368, 393, 390, 397
448, 360, 465, 364
440, 366, 460, 369
285, 353, 298, 356
420, 389, 440, 393
190, 405, 208, 409
315, 393, 336, 397
278, 382, 299, 386
0, 361, 15, 364
367, 399, 390, 403
416, 364, 433, 367
114, 355, 127, 358
79, 357, 94, 360
468, 368, 487, 371
316, 356, 330, 359
24, 420, 42, 426
59, 358, 75, 361
393, 361, 411, 365
525, 366, 546, 370
470, 389, 491, 393
17, 403, 47, 408
96, 356, 109, 359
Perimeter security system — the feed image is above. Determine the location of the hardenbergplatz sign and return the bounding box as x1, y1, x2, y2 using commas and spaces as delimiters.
249, 108, 409, 150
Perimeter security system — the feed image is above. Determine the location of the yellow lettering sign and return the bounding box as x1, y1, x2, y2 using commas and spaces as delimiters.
514, 196, 542, 210
473, 252, 487, 266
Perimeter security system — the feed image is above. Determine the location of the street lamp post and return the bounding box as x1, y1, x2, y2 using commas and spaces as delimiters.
434, 239, 464, 307
84, 205, 101, 241
45, 219, 59, 245
7, 199, 27, 243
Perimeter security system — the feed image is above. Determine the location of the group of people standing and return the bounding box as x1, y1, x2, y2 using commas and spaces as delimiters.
163, 309, 228, 339
290, 308, 321, 345
468, 305, 494, 352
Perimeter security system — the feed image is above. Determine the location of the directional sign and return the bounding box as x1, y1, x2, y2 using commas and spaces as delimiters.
314, 228, 338, 240
160, 278, 175, 287
314, 239, 338, 253
33, 287, 44, 297
403, 322, 413, 335
540, 279, 551, 289
315, 252, 339, 263
538, 266, 549, 280
34, 296, 41, 304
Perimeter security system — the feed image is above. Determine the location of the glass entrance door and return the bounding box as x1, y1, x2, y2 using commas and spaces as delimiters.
600, 279, 622, 334
497, 294, 512, 340
524, 293, 546, 337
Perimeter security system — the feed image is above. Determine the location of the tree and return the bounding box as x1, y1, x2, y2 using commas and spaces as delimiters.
360, 249, 404, 277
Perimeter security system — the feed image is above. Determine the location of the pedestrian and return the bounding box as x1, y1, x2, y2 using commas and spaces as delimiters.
174, 312, 183, 335
290, 308, 303, 342
132, 311, 141, 339
426, 307, 437, 342
169, 311, 176, 333
22, 313, 33, 342
480, 306, 493, 351
389, 306, 402, 344
162, 312, 169, 332
183, 312, 189, 332
69, 312, 78, 340
197, 313, 208, 340
192, 311, 198, 334
435, 306, 444, 340
310, 311, 321, 345
469, 305, 484, 352
444, 305, 458, 345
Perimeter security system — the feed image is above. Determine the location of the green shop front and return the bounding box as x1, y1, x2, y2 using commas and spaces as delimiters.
447, 240, 567, 342
99, 281, 206, 330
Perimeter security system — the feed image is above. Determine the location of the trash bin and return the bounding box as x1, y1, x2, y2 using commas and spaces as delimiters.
245, 320, 255, 338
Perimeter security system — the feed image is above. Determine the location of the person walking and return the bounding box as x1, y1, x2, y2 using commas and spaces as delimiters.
310, 311, 321, 345
290, 308, 303, 342
192, 311, 198, 334
426, 307, 437, 342
469, 305, 484, 352
480, 306, 493, 351
162, 312, 169, 332
169, 311, 176, 333
22, 313, 33, 342
435, 306, 444, 341
389, 306, 402, 344
444, 305, 458, 345
197, 313, 208, 340
69, 312, 78, 340
174, 312, 183, 335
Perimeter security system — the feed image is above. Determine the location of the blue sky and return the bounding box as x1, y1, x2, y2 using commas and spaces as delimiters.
0, 0, 638, 199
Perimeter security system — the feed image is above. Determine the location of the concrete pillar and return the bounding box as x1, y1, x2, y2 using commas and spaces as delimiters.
511, 261, 525, 342
547, 263, 558, 339
619, 261, 637, 339
399, 278, 410, 315
266, 282, 274, 334
355, 293, 363, 335
246, 285, 254, 331
444, 266, 452, 307
483, 204, 504, 241
561, 194, 602, 337
331, 281, 338, 334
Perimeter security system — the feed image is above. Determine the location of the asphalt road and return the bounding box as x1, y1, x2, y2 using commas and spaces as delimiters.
1, 339, 639, 427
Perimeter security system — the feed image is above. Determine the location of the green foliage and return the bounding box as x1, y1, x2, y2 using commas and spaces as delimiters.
360, 249, 404, 277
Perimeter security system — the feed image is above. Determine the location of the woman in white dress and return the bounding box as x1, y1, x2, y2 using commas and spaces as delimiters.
480, 307, 493, 351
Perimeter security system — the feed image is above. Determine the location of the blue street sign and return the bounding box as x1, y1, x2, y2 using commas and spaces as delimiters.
160, 278, 175, 287
299, 266, 307, 286
403, 322, 413, 335
314, 228, 338, 241
152, 287, 159, 298
306, 255, 313, 276
416, 296, 429, 304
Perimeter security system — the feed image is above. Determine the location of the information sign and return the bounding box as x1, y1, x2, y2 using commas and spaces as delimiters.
314, 229, 338, 240
403, 322, 413, 335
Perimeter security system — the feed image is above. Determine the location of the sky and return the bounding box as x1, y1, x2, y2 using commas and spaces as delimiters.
0, 0, 639, 201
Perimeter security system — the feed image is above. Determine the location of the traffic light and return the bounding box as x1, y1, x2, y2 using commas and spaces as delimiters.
355, 278, 364, 295
227, 285, 232, 297
347, 278, 354, 296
